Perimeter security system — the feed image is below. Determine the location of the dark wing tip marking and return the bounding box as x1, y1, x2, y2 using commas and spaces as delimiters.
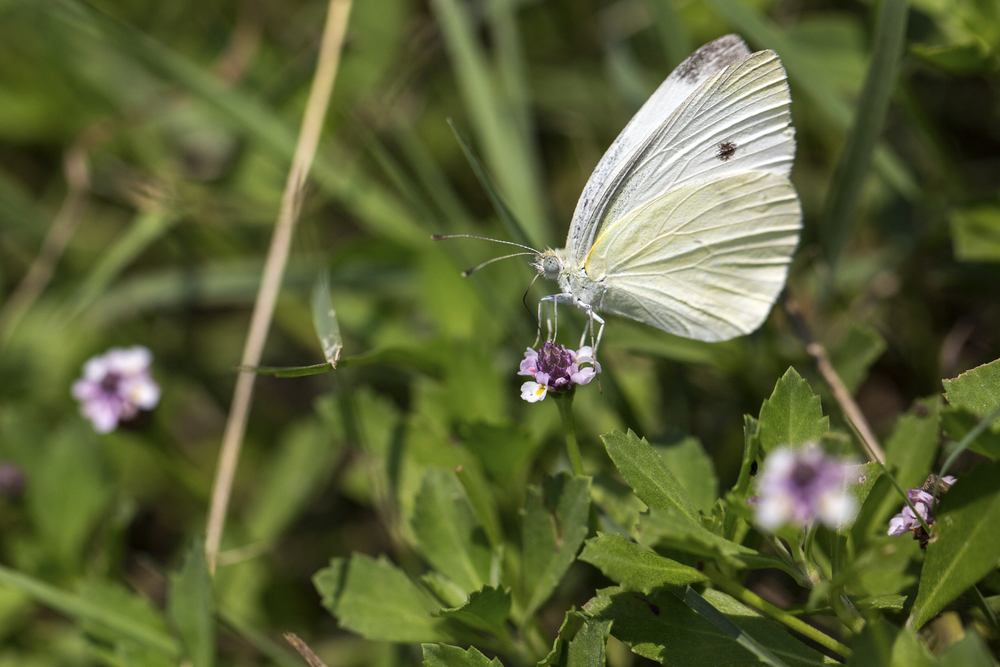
717, 141, 737, 161
674, 34, 747, 83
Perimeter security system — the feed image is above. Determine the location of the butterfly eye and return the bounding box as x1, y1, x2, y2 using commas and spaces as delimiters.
542, 255, 560, 277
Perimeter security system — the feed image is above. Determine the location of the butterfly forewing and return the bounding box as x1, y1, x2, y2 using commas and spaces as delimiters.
573, 50, 795, 266
584, 171, 801, 342
567, 34, 753, 258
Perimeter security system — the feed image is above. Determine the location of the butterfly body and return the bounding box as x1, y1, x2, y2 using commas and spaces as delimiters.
534, 34, 802, 344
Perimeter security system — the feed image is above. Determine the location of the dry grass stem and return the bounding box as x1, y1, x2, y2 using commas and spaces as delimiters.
205, 0, 354, 573
283, 632, 328, 667
782, 294, 886, 465
0, 145, 90, 350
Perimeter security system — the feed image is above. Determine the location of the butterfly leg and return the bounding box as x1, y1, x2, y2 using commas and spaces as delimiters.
576, 304, 605, 356
537, 294, 575, 346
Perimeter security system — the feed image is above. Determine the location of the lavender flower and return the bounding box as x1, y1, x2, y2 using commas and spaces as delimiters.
754, 445, 856, 531
72, 346, 160, 433
518, 342, 600, 403
887, 475, 955, 540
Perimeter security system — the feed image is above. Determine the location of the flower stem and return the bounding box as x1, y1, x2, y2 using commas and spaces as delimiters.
554, 393, 585, 476
705, 567, 852, 659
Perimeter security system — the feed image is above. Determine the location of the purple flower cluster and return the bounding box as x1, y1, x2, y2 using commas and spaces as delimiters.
754, 445, 855, 531
518, 342, 600, 403
72, 346, 160, 433
887, 476, 955, 538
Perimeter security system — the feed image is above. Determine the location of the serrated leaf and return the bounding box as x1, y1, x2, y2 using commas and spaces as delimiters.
167, 540, 214, 667
567, 618, 612, 667
316, 553, 447, 643
758, 368, 829, 453
591, 474, 647, 533
943, 358, 1000, 422
537, 611, 587, 667
655, 438, 718, 514
601, 430, 697, 522
422, 644, 504, 667
909, 461, 1000, 629
436, 586, 511, 634
578, 533, 707, 593
522, 473, 591, 620
585, 586, 836, 666
413, 468, 492, 594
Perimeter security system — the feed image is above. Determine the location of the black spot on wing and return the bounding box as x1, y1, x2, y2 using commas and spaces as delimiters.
717, 141, 737, 161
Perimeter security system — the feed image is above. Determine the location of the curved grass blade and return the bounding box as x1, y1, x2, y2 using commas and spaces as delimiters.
242, 346, 444, 378
311, 273, 342, 369
821, 0, 911, 266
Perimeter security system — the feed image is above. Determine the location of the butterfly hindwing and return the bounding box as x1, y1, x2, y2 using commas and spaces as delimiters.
584, 171, 801, 342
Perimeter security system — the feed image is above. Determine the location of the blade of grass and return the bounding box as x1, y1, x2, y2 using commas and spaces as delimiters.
821, 0, 911, 266
429, 0, 549, 248
703, 0, 917, 201
447, 119, 534, 248
0, 564, 180, 657
205, 0, 353, 574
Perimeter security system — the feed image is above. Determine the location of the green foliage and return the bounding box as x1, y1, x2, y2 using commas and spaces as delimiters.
655, 438, 719, 514
578, 533, 707, 593
167, 540, 215, 667
436, 586, 511, 635
601, 430, 697, 521
757, 368, 829, 454
422, 644, 504, 667
909, 461, 1000, 629
950, 206, 1000, 262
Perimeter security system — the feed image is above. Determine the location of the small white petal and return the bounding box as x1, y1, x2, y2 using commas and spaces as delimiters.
520, 382, 547, 403
755, 495, 793, 531
818, 490, 856, 528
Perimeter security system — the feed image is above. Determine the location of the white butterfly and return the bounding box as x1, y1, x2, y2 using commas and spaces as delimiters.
443, 35, 801, 350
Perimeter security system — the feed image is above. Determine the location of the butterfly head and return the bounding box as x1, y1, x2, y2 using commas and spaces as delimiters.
533, 250, 563, 281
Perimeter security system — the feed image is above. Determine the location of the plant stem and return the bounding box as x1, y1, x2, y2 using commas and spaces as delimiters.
705, 567, 852, 659
554, 392, 584, 476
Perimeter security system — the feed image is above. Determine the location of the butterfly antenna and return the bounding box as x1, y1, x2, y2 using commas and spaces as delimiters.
461, 252, 536, 277
432, 234, 540, 254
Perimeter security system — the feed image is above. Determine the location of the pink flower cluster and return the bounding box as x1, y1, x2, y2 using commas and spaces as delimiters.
518, 342, 600, 403
887, 477, 955, 537
72, 346, 160, 433
754, 445, 856, 531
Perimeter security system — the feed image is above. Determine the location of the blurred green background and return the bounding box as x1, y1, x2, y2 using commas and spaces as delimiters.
0, 0, 999, 663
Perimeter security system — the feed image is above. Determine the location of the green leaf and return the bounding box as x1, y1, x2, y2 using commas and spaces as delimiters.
841, 462, 882, 534
567, 618, 612, 667
909, 461, 1000, 629
585, 586, 836, 666
167, 540, 215, 667
943, 358, 1000, 423
436, 586, 510, 635
829, 324, 886, 394
655, 438, 718, 514
942, 407, 1000, 460
311, 273, 343, 368
872, 398, 940, 526
522, 473, 591, 620
413, 468, 492, 594
591, 474, 647, 533
246, 420, 339, 543
844, 620, 897, 667
578, 533, 707, 593
757, 368, 829, 454
422, 644, 504, 667
950, 205, 1000, 261
315, 553, 447, 643
938, 631, 996, 667
459, 421, 537, 483
913, 41, 996, 75
538, 611, 587, 667
0, 565, 178, 657
601, 430, 697, 522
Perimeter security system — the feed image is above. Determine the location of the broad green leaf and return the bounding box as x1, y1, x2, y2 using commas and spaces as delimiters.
909, 461, 1000, 628
844, 620, 896, 667
943, 358, 1000, 424
315, 553, 447, 643
655, 438, 718, 514
585, 586, 835, 666
567, 618, 612, 667
311, 273, 343, 368
0, 565, 178, 657
422, 643, 504, 667
29, 425, 113, 569
421, 571, 469, 609
873, 398, 940, 526
412, 468, 492, 594
830, 324, 886, 394
246, 420, 339, 543
950, 205, 1000, 261
522, 473, 591, 620
938, 631, 996, 667
459, 421, 537, 483
436, 585, 510, 635
578, 533, 707, 593
757, 368, 829, 453
888, 627, 936, 667
601, 430, 697, 522
167, 540, 214, 667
